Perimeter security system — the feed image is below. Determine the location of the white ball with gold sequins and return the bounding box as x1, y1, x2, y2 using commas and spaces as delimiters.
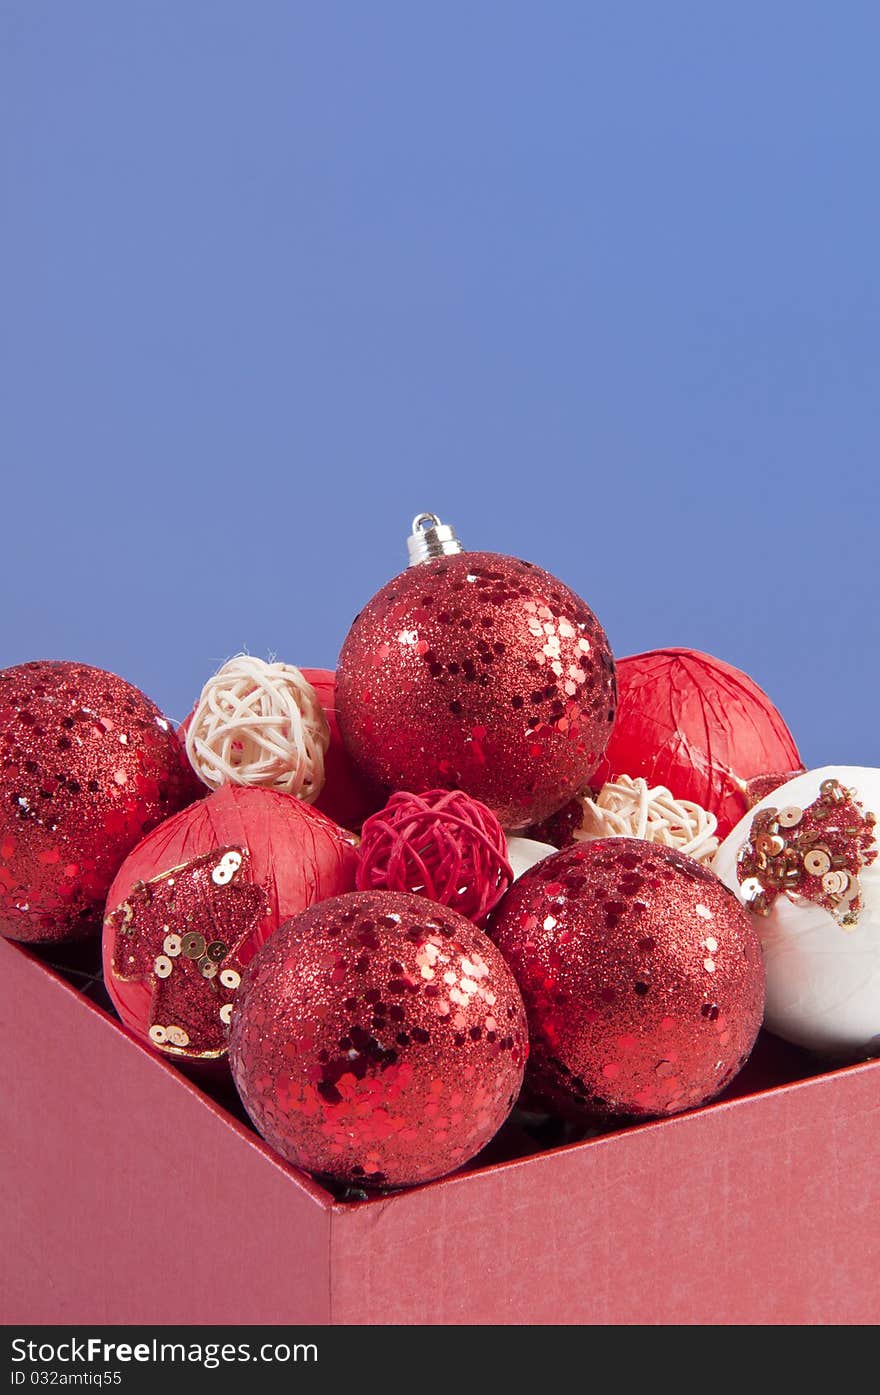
713, 765, 880, 1057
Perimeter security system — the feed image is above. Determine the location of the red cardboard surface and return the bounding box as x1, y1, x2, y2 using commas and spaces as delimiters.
2, 936, 878, 1325
0, 939, 331, 1325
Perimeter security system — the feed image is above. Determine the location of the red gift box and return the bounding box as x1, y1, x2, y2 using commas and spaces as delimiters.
1, 934, 878, 1325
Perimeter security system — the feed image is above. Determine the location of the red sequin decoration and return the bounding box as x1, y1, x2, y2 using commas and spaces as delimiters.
489, 838, 764, 1118
356, 789, 512, 924
0, 661, 201, 944
336, 552, 617, 830
106, 847, 269, 1059
229, 890, 528, 1189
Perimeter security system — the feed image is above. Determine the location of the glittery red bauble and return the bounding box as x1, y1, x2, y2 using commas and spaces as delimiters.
0, 661, 201, 945
178, 667, 384, 831
357, 789, 513, 923
489, 838, 764, 1118
590, 648, 802, 839
229, 890, 528, 1189
103, 784, 359, 1061
336, 553, 617, 829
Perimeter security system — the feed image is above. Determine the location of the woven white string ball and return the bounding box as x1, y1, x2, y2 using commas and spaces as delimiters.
185, 656, 330, 802
575, 774, 720, 865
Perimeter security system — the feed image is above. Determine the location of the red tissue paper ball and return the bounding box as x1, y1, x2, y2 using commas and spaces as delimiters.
103, 784, 359, 1061
489, 838, 764, 1118
229, 890, 529, 1189
300, 668, 385, 829
357, 789, 513, 924
0, 661, 201, 945
336, 552, 617, 830
590, 648, 803, 839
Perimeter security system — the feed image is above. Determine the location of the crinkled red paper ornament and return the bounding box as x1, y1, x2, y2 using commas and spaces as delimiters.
336, 530, 617, 829
103, 784, 358, 1060
356, 788, 513, 923
0, 661, 202, 944
489, 838, 764, 1118
590, 648, 802, 838
229, 890, 528, 1189
300, 668, 386, 829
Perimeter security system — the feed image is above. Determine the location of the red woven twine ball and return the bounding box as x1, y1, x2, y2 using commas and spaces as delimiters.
229, 890, 528, 1189
357, 789, 513, 924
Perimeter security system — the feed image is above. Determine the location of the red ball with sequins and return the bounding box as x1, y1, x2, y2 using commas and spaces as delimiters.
0, 661, 202, 944
103, 785, 359, 1063
336, 552, 617, 830
489, 838, 764, 1118
229, 890, 529, 1189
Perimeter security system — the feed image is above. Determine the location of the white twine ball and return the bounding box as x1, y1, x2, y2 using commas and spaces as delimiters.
575, 774, 720, 865
185, 655, 330, 802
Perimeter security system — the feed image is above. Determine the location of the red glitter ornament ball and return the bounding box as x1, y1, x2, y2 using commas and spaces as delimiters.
337, 550, 617, 829
590, 648, 803, 839
357, 789, 513, 924
103, 785, 358, 1061
0, 661, 201, 944
489, 838, 764, 1118
229, 890, 528, 1189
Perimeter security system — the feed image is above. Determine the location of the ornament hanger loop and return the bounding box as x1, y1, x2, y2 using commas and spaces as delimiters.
406, 511, 464, 566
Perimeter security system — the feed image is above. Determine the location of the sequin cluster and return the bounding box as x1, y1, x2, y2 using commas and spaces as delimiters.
488, 837, 764, 1118
736, 778, 877, 928
0, 661, 201, 944
337, 551, 617, 829
229, 890, 528, 1189
106, 846, 268, 1058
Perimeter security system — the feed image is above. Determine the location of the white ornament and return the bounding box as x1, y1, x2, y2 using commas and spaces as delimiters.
185, 655, 330, 802
713, 765, 880, 1056
506, 836, 557, 881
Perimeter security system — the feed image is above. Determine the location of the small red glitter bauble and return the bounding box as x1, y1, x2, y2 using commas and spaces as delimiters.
489, 838, 764, 1118
357, 788, 513, 923
103, 785, 358, 1061
0, 661, 201, 944
590, 648, 803, 839
336, 550, 617, 829
229, 890, 528, 1189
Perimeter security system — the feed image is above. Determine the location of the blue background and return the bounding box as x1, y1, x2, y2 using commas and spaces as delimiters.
2, 2, 878, 764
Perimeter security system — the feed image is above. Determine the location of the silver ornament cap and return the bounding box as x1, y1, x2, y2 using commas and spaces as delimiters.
406, 512, 464, 566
